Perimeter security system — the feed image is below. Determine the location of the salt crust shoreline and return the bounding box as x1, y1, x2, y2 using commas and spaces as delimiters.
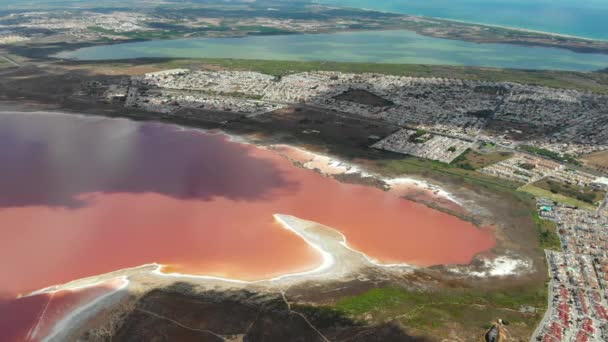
23, 214, 418, 341
38, 278, 130, 342
269, 144, 463, 205
26, 213, 417, 297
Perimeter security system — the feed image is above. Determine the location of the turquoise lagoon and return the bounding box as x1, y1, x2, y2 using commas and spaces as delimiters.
57, 30, 608, 71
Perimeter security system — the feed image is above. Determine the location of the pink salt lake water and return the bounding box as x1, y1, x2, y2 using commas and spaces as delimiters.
0, 112, 495, 340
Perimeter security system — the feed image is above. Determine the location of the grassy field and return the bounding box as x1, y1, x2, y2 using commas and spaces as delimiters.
144, 58, 608, 94
88, 27, 217, 40
332, 286, 546, 339
379, 155, 564, 254
533, 213, 562, 251
416, 146, 604, 213
451, 149, 513, 170
380, 156, 523, 191
88, 25, 293, 40
234, 26, 295, 35
581, 150, 608, 173
532, 178, 605, 205
518, 145, 581, 166
519, 184, 597, 210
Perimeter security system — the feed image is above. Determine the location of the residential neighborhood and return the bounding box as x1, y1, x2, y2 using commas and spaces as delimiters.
101, 69, 608, 158
533, 200, 608, 342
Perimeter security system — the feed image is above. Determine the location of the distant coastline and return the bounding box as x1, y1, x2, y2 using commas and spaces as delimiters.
437, 17, 607, 43
332, 3, 606, 42
318, 0, 608, 41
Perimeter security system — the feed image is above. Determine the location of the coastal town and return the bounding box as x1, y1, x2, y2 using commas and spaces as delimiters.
0, 6, 415, 44
0, 30, 29, 45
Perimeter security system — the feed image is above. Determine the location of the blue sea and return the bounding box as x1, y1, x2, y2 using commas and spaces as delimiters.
321, 0, 608, 40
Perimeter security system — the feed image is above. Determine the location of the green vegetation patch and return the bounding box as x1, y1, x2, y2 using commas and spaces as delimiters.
235, 26, 295, 35
380, 154, 561, 254
381, 156, 523, 191
451, 149, 513, 170
334, 287, 546, 333
518, 184, 597, 210
88, 24, 296, 41
408, 129, 429, 143
519, 145, 580, 165
533, 178, 605, 205
88, 26, 233, 40
532, 213, 562, 251
519, 162, 536, 170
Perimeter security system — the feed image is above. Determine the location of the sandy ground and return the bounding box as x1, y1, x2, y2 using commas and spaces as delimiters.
60, 64, 166, 76
582, 150, 608, 172
269, 144, 464, 209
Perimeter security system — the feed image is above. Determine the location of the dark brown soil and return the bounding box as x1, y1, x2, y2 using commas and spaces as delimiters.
334, 88, 394, 107
110, 284, 428, 342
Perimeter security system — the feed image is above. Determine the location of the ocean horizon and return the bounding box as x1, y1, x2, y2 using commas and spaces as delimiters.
320, 0, 608, 40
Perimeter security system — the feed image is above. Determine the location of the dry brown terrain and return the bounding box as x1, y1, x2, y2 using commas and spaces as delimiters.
582, 150, 608, 172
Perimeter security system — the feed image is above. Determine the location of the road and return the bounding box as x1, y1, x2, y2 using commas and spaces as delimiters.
0, 54, 21, 67
598, 193, 608, 215
530, 250, 554, 342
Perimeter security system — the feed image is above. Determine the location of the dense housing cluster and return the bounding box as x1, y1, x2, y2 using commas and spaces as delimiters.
124, 70, 285, 115
480, 154, 563, 184
372, 129, 472, 163
111, 69, 608, 159
534, 200, 608, 342
541, 206, 608, 259
0, 11, 150, 40
0, 30, 29, 44
538, 250, 608, 342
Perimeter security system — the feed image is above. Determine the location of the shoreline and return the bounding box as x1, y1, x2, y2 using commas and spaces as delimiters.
38, 277, 130, 342
269, 144, 463, 206
24, 213, 416, 298
436, 18, 606, 42
330, 3, 606, 42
